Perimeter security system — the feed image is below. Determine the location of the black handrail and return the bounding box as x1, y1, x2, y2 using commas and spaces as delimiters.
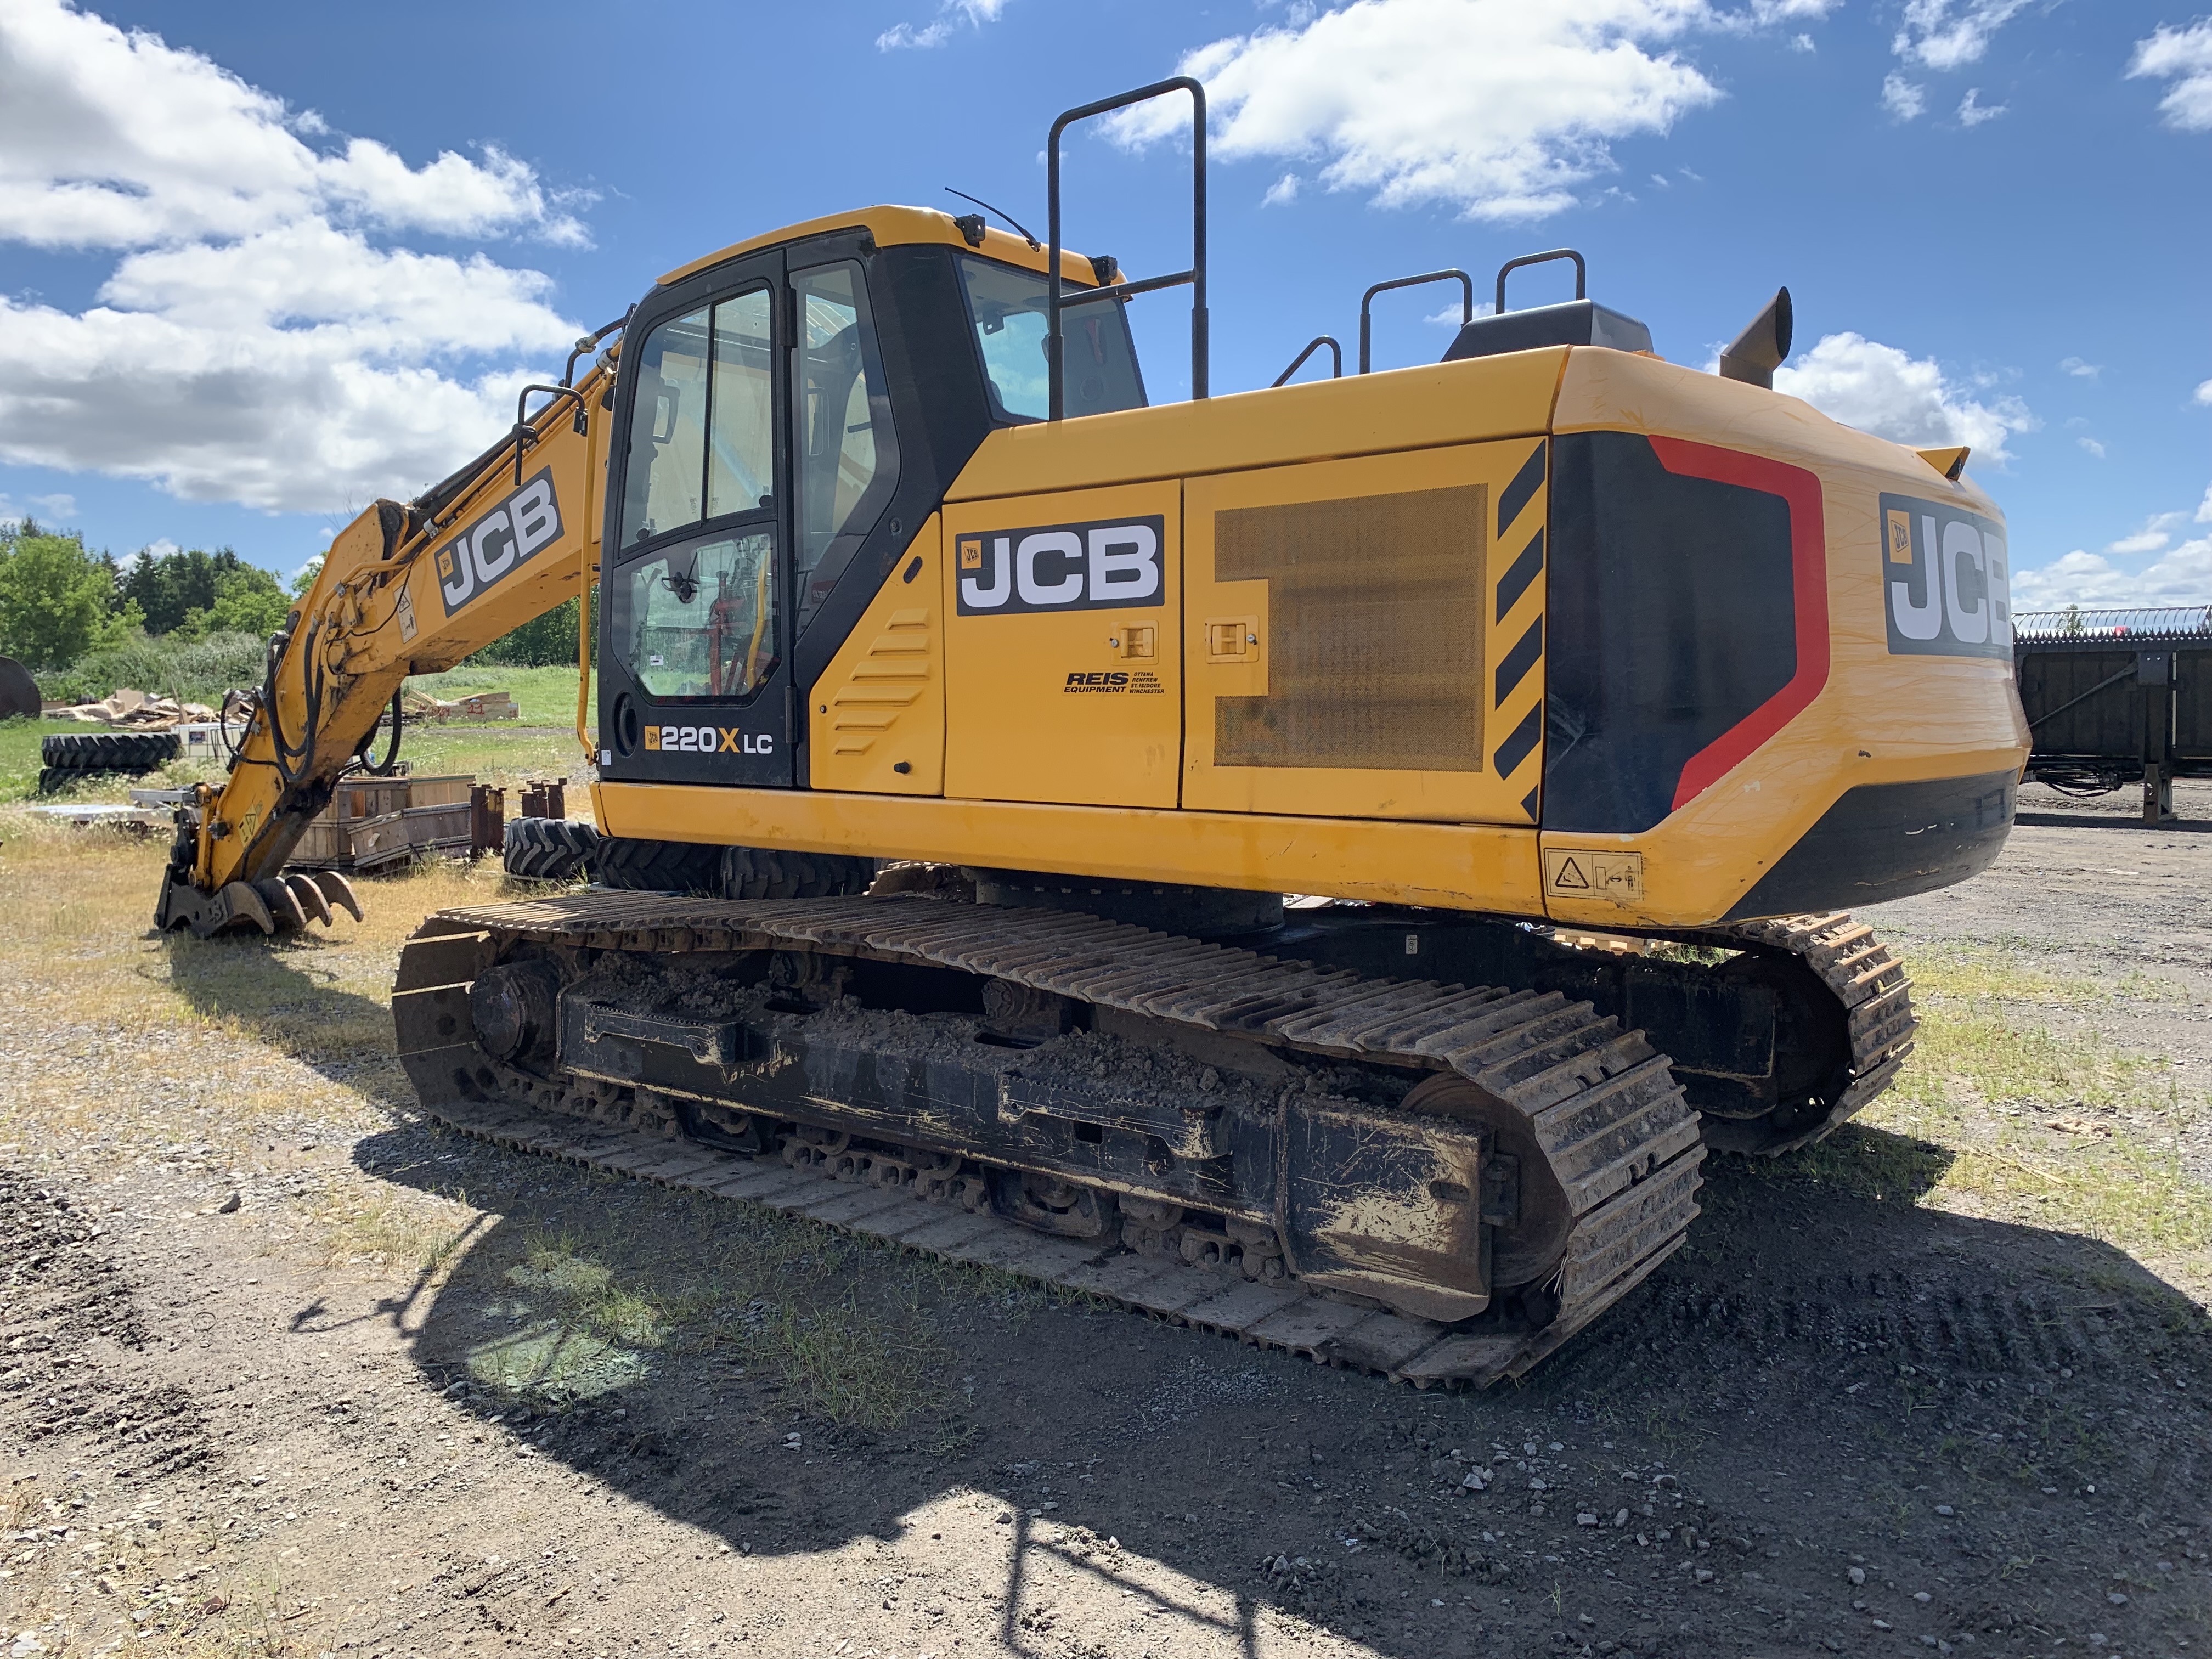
511, 385, 588, 485
1047, 78, 1207, 420
1496, 249, 1586, 314
1271, 336, 1342, 387
1358, 270, 1472, 374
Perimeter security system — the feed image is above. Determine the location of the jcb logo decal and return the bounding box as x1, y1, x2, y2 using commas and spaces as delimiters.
956, 515, 1164, 616
1880, 493, 2010, 659
435, 468, 563, 617
645, 725, 775, 755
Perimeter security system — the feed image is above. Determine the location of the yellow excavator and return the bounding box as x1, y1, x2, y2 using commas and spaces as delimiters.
156, 82, 2027, 1385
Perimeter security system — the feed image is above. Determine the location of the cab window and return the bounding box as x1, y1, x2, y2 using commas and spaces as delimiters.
619, 287, 774, 551
793, 263, 898, 622
614, 531, 779, 703
956, 254, 1147, 423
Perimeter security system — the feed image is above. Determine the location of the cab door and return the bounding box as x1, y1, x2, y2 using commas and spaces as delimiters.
599, 250, 795, 787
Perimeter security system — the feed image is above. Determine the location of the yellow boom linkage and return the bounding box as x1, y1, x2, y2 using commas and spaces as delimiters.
153, 359, 615, 938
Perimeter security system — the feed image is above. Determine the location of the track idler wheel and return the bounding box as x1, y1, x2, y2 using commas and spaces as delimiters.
1400, 1073, 1575, 1293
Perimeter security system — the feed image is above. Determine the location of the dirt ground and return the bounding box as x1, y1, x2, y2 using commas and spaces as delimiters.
2, 785, 2207, 1659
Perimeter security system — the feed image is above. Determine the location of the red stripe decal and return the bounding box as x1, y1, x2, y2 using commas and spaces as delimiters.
1649, 435, 1830, 813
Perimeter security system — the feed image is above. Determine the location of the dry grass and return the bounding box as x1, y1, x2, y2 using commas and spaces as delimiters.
1789, 943, 2210, 1299
0, 812, 972, 1433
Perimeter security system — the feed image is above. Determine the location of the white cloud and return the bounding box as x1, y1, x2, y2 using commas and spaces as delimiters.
2059, 356, 2099, 379
878, 0, 1011, 49
29, 490, 75, 518
1105, 0, 1826, 222
2078, 437, 2107, 460
1789, 32, 1816, 52
2198, 377, 2212, 405
2129, 20, 2212, 132
2013, 495, 2212, 609
1893, 0, 2028, 71
1881, 73, 1927, 121
1774, 331, 2037, 464
2106, 511, 2187, 555
0, 229, 572, 512
2012, 538, 2212, 610
1262, 171, 1302, 206
0, 0, 580, 249
1422, 300, 1494, 325
0, 2, 585, 515
1956, 87, 2005, 125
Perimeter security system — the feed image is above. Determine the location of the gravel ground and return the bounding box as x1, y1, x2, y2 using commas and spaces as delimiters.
1, 803, 2208, 1659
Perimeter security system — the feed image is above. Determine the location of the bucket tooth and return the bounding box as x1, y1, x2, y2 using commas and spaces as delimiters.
254, 877, 309, 934
284, 872, 333, 928
311, 870, 363, 922
199, 880, 275, 939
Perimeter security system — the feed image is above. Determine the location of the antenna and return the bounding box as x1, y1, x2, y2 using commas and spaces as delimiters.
944, 187, 1040, 250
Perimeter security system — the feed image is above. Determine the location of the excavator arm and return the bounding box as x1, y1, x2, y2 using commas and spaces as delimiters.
154, 355, 616, 938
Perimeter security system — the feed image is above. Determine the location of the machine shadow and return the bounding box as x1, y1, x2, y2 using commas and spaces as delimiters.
157, 928, 421, 1114
349, 1110, 2212, 1658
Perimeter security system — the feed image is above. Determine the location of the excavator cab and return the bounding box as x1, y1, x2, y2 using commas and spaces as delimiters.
594, 225, 1151, 797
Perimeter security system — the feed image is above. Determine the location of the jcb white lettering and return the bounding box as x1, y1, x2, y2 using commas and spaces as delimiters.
432, 469, 565, 618
470, 509, 517, 585
1017, 531, 1085, 606
955, 514, 1167, 617
1942, 518, 1987, 645
960, 536, 1012, 609
509, 477, 561, 559
1880, 494, 2010, 661
1890, 515, 1944, 641
437, 544, 475, 610
1088, 523, 1159, 602
1982, 528, 2010, 644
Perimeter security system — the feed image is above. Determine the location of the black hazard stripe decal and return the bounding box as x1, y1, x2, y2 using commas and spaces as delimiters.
1489, 439, 1547, 820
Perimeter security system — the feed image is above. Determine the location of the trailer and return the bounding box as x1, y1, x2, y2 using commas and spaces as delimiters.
2014, 605, 2212, 823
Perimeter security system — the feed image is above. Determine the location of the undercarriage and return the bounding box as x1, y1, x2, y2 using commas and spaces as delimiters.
391, 878, 1913, 1386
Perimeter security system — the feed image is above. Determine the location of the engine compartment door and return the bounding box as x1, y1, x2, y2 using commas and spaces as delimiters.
1182, 439, 1550, 825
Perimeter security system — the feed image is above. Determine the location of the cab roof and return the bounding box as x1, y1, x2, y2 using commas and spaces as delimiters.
659, 204, 1109, 289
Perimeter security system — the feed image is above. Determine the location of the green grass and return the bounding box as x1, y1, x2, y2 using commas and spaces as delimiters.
407, 662, 595, 727
460, 1200, 968, 1431
1780, 943, 2211, 1291
1, 708, 592, 806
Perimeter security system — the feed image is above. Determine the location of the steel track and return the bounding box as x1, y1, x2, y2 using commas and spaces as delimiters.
1689, 912, 1918, 1154
392, 892, 1708, 1387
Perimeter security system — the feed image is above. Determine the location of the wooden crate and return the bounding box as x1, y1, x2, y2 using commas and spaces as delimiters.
291, 775, 483, 870
348, 803, 475, 872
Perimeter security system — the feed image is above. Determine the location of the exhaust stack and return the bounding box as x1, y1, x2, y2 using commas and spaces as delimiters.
1719, 287, 1792, 389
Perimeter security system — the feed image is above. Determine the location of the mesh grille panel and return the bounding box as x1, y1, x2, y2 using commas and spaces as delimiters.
1215, 484, 1488, 771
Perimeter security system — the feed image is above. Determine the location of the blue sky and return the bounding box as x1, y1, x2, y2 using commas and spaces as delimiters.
1, 0, 2207, 607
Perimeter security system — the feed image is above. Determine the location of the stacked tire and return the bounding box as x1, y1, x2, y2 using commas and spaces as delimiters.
502, 816, 603, 882
591, 836, 872, 899
38, 731, 182, 794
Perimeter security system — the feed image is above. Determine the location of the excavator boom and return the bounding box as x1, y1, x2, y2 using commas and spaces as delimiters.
154, 363, 615, 936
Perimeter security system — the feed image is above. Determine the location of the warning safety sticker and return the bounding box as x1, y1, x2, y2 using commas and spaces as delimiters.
1542, 848, 1645, 904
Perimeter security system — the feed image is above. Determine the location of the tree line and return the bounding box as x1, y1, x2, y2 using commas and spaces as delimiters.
0, 518, 579, 677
